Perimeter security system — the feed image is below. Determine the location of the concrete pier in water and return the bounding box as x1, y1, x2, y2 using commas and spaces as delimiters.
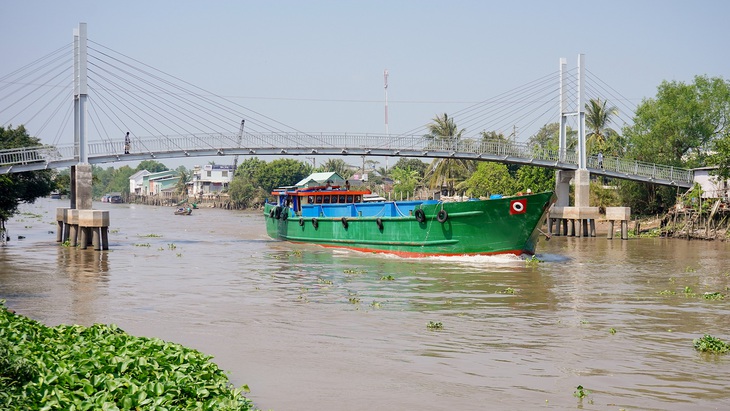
56, 164, 110, 250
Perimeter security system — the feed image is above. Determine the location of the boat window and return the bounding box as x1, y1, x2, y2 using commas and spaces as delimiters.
339, 195, 346, 203
323, 195, 330, 204
315, 195, 322, 204
346, 195, 353, 203
354, 195, 361, 202
308, 196, 314, 204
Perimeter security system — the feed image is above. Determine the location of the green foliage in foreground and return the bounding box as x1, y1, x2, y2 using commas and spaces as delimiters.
693, 334, 730, 354
0, 302, 256, 411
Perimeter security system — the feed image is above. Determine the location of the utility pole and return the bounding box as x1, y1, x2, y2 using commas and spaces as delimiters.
305, 157, 316, 169
384, 69, 389, 171
232, 119, 245, 175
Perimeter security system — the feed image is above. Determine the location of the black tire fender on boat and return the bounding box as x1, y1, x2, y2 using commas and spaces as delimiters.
299, 217, 305, 226
312, 218, 319, 229
341, 217, 349, 229
282, 210, 288, 221
437, 209, 448, 223
376, 218, 384, 230
414, 208, 426, 223
274, 206, 282, 219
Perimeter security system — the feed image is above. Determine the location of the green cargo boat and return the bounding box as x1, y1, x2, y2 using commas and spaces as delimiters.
264, 172, 556, 258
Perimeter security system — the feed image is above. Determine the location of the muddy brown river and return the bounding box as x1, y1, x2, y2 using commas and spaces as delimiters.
1, 198, 729, 410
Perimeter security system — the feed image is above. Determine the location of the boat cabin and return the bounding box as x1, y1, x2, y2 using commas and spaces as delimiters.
271, 172, 376, 216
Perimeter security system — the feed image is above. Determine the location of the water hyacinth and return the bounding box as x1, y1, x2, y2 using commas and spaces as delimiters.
0, 301, 257, 411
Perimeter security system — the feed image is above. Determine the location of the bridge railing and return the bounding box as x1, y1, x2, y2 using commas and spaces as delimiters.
0, 144, 74, 167
0, 132, 695, 186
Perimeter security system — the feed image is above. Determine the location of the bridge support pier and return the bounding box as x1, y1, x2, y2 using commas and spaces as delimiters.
56, 207, 110, 251
605, 207, 631, 240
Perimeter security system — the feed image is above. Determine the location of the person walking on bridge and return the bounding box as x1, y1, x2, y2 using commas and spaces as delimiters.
124, 132, 131, 154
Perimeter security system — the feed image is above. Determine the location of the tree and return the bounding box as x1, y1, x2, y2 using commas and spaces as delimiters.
391, 158, 427, 177
528, 122, 577, 152
514, 166, 555, 193
319, 158, 353, 178
390, 167, 420, 198
174, 167, 191, 197
423, 114, 476, 195
620, 75, 730, 214
585, 98, 619, 155
0, 125, 55, 223
624, 75, 730, 167
255, 159, 311, 194
136, 160, 168, 173
456, 162, 515, 198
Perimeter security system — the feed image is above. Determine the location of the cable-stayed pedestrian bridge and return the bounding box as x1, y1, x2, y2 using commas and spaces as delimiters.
0, 132, 694, 188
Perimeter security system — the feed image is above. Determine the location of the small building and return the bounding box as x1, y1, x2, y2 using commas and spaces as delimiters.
693, 167, 729, 199
129, 170, 151, 195
141, 170, 179, 196
191, 164, 235, 196
295, 171, 346, 188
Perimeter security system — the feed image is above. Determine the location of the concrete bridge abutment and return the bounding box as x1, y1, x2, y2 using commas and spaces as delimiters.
56, 164, 110, 250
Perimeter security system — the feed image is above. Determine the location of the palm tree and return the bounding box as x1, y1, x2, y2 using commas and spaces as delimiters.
320, 158, 354, 178
174, 169, 191, 197
585, 98, 618, 154
423, 113, 475, 195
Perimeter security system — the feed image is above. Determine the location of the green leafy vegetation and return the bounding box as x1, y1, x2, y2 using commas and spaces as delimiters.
0, 301, 256, 410
426, 321, 443, 330
693, 335, 730, 353
573, 385, 590, 399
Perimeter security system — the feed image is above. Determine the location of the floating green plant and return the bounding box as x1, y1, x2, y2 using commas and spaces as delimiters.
693, 335, 730, 353
525, 255, 542, 267
348, 297, 361, 304
609, 328, 617, 335
140, 233, 162, 238
168, 243, 177, 250
380, 275, 395, 281
317, 278, 333, 285
703, 292, 725, 300
573, 385, 590, 399
498, 287, 516, 294
371, 301, 381, 309
0, 301, 256, 410
658, 290, 676, 295
427, 321, 443, 330
134, 243, 151, 247
343, 268, 367, 275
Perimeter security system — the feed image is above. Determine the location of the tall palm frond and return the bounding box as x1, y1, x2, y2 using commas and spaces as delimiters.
585, 98, 618, 154
422, 113, 475, 195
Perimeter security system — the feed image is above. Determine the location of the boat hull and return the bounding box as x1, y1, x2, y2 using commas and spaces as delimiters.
264, 192, 556, 257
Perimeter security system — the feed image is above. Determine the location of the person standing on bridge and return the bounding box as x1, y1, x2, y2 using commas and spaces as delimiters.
124, 132, 131, 154
597, 151, 603, 169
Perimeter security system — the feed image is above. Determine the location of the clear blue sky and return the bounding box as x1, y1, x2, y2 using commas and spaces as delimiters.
2, 0, 729, 166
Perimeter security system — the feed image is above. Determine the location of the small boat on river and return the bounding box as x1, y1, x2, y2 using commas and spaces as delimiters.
264, 172, 556, 257
175, 207, 192, 215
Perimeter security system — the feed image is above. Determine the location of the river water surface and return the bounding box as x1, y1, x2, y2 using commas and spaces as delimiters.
1, 198, 729, 410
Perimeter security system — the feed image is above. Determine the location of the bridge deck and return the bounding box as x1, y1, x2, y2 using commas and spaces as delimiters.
0, 133, 693, 188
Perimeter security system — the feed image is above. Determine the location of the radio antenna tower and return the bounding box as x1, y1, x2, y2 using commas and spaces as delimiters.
384, 69, 389, 136
384, 69, 389, 171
